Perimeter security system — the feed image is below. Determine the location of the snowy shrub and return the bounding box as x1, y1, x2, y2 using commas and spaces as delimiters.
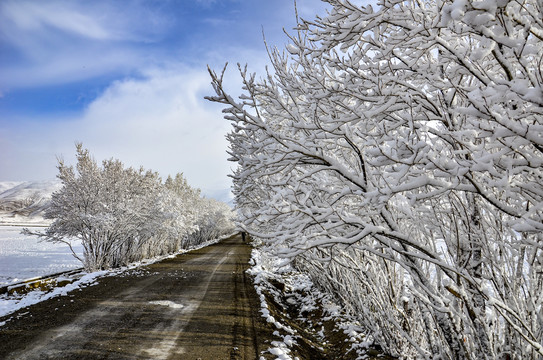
207, 0, 543, 358
25, 144, 234, 271
184, 197, 236, 247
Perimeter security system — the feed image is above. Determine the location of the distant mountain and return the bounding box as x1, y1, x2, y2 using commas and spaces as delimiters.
0, 181, 62, 225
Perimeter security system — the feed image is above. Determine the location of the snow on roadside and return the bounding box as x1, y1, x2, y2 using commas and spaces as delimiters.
248, 248, 302, 360
0, 233, 235, 326
0, 270, 106, 326
247, 246, 374, 360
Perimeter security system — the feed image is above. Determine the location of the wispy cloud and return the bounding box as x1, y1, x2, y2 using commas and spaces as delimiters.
2, 1, 114, 40
1, 0, 166, 43
1, 48, 142, 89
0, 0, 169, 91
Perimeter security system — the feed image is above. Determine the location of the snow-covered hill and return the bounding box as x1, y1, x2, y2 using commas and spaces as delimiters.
0, 181, 61, 225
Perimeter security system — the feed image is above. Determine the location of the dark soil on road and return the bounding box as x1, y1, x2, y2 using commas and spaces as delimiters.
0, 234, 277, 360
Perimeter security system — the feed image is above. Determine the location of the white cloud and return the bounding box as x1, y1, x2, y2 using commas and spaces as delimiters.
0, 64, 234, 200
0, 0, 335, 203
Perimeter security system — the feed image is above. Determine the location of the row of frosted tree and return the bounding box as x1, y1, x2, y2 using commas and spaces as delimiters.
207, 0, 543, 358
27, 144, 234, 272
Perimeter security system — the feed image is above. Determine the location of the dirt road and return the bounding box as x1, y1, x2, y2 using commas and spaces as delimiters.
0, 234, 274, 359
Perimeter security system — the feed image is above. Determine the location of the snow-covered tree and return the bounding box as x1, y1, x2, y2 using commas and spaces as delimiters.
185, 197, 236, 247
26, 144, 235, 271
208, 0, 543, 358
159, 173, 201, 252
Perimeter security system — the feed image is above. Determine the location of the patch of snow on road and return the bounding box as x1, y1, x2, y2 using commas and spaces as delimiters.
149, 300, 184, 309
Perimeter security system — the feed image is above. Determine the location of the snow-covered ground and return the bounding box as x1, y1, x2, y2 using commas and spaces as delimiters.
0, 225, 84, 286
248, 247, 372, 360
0, 181, 82, 285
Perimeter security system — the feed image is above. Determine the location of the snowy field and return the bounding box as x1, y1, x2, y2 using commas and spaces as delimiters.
0, 181, 84, 286
0, 225, 83, 286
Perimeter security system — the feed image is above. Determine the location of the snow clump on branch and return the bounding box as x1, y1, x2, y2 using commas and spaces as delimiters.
207, 0, 543, 358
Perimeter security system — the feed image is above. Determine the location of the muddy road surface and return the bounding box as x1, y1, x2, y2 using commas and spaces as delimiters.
0, 234, 274, 360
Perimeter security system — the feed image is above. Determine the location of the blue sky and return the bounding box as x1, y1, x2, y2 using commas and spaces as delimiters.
0, 0, 330, 202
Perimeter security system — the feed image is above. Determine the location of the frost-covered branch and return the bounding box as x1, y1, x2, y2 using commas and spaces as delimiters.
208, 0, 543, 358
